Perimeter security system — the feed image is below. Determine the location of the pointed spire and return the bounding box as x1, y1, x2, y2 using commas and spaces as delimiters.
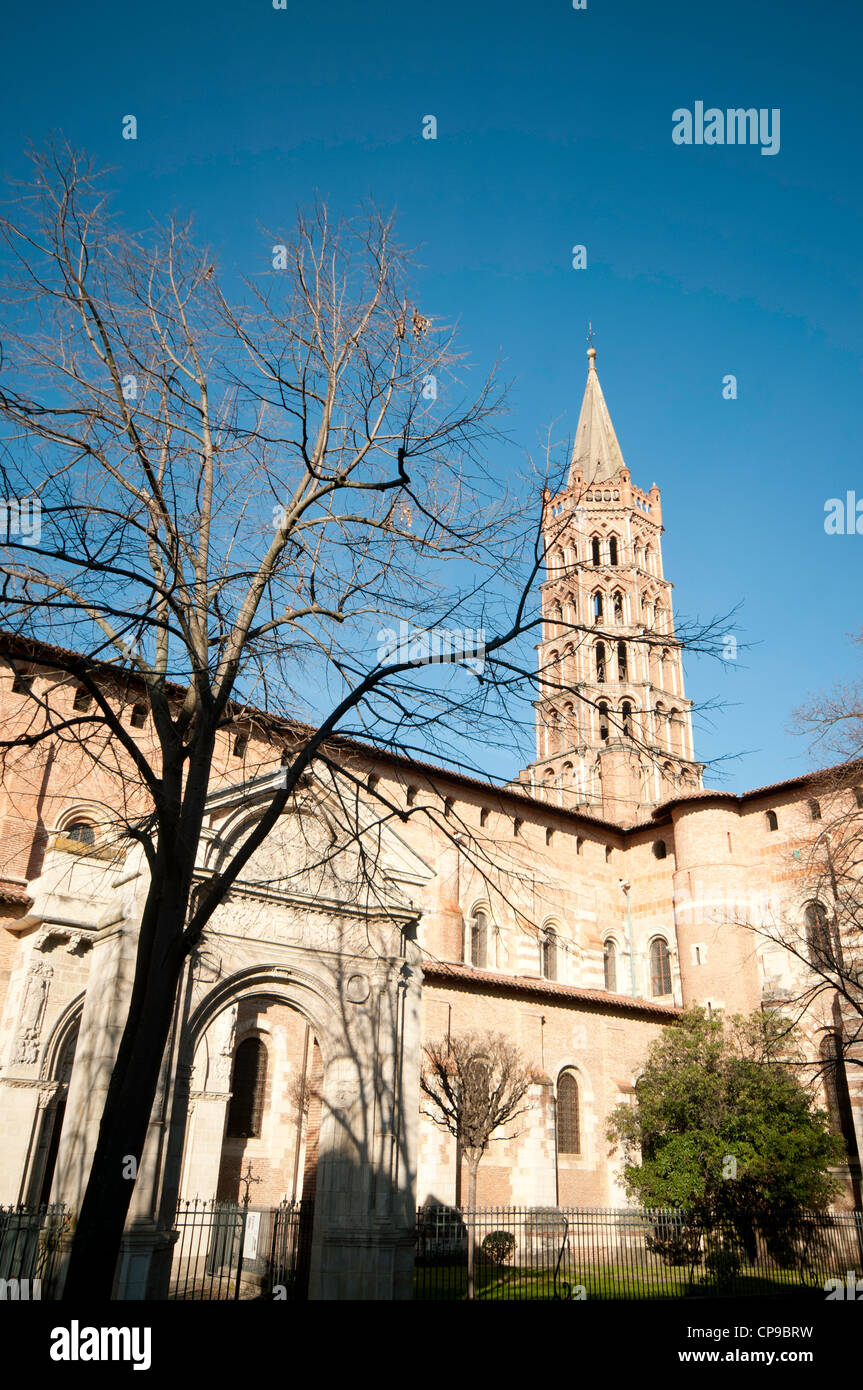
568, 336, 627, 488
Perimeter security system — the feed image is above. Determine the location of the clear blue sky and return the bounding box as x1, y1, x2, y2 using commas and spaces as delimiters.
2, 0, 861, 793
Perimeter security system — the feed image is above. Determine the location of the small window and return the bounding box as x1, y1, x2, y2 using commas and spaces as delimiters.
595, 642, 606, 683
546, 827, 554, 846
73, 687, 92, 711
650, 938, 672, 996
470, 909, 489, 968
479, 806, 489, 826
406, 785, 418, 806
130, 702, 148, 728
557, 1071, 580, 1155
603, 939, 617, 992
613, 591, 623, 623
653, 840, 667, 860
765, 810, 778, 832
804, 902, 832, 966
11, 668, 34, 695
621, 701, 633, 737
63, 821, 96, 846
226, 1037, 267, 1138
605, 845, 613, 863
591, 536, 601, 566
233, 733, 249, 758
513, 817, 523, 838
443, 796, 454, 819
608, 536, 619, 566
593, 592, 604, 624
617, 641, 627, 680
576, 836, 584, 855
598, 702, 609, 741
541, 928, 558, 982
808, 799, 821, 821
367, 773, 380, 793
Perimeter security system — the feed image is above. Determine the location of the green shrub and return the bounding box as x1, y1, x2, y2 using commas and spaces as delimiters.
481, 1230, 516, 1266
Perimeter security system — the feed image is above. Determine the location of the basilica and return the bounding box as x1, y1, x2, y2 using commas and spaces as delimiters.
0, 346, 860, 1299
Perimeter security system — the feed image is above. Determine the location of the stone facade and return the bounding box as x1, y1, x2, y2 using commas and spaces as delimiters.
0, 349, 861, 1298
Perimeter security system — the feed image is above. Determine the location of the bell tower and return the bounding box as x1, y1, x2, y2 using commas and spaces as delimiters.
523, 340, 704, 825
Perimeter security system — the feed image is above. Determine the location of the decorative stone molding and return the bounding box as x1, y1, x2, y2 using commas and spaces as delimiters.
34, 926, 94, 955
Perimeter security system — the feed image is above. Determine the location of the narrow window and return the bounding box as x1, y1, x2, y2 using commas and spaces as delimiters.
576, 836, 584, 855
593, 592, 603, 624
557, 1072, 580, 1154
765, 810, 778, 832
406, 785, 418, 806
470, 909, 489, 968
653, 840, 667, 860
367, 773, 380, 792
608, 536, 619, 566
804, 901, 832, 966
542, 929, 558, 982
479, 806, 489, 826
598, 701, 609, 741
621, 701, 633, 737
617, 641, 627, 680
513, 817, 523, 838
443, 796, 454, 819
73, 687, 92, 711
595, 642, 606, 683
603, 939, 617, 992
546, 827, 554, 846
809, 799, 821, 821
130, 702, 148, 728
650, 938, 672, 996
226, 1037, 267, 1138
591, 536, 601, 566
233, 732, 248, 758
613, 591, 623, 623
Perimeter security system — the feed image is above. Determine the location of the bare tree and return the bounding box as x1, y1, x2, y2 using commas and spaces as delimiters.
0, 139, 729, 1298
420, 1030, 537, 1298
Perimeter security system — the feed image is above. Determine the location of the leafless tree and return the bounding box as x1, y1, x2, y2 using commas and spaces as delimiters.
420, 1030, 537, 1298
0, 139, 730, 1298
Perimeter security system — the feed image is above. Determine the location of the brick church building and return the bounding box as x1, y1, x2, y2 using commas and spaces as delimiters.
0, 346, 860, 1298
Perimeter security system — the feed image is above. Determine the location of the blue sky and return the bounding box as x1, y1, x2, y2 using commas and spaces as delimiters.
2, 0, 861, 792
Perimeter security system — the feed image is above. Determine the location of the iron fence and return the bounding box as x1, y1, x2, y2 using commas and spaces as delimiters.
168, 1198, 314, 1300
0, 1203, 69, 1299
414, 1204, 863, 1300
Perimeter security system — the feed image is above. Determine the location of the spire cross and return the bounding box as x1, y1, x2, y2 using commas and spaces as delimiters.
587, 322, 595, 348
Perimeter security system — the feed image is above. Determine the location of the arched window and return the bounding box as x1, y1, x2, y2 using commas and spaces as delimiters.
598, 701, 609, 741
63, 820, 95, 846
130, 701, 148, 728
603, 938, 617, 992
621, 701, 633, 737
226, 1037, 268, 1138
617, 641, 627, 680
804, 901, 832, 966
649, 938, 672, 996
593, 592, 604, 624
591, 536, 601, 566
470, 908, 489, 968
820, 1035, 860, 1162
613, 591, 624, 623
653, 840, 667, 860
557, 1071, 580, 1155
595, 642, 606, 683
608, 536, 619, 566
765, 810, 778, 832
542, 928, 558, 982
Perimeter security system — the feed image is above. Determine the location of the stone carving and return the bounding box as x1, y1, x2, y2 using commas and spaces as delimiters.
345, 974, 370, 1005
34, 926, 93, 955
211, 1003, 239, 1088
13, 961, 53, 1065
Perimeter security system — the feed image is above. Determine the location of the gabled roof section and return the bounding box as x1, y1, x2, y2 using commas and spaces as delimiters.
567, 344, 628, 488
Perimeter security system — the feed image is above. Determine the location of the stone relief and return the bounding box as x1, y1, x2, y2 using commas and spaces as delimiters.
13, 960, 54, 1065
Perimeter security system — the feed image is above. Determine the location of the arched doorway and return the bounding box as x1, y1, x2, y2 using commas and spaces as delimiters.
30, 1012, 80, 1206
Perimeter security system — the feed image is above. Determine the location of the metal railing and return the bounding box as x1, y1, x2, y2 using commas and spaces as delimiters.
0, 1203, 69, 1299
168, 1198, 314, 1300
414, 1204, 863, 1300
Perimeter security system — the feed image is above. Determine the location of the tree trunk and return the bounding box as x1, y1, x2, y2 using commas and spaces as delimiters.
466, 1157, 479, 1300
60, 887, 189, 1300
